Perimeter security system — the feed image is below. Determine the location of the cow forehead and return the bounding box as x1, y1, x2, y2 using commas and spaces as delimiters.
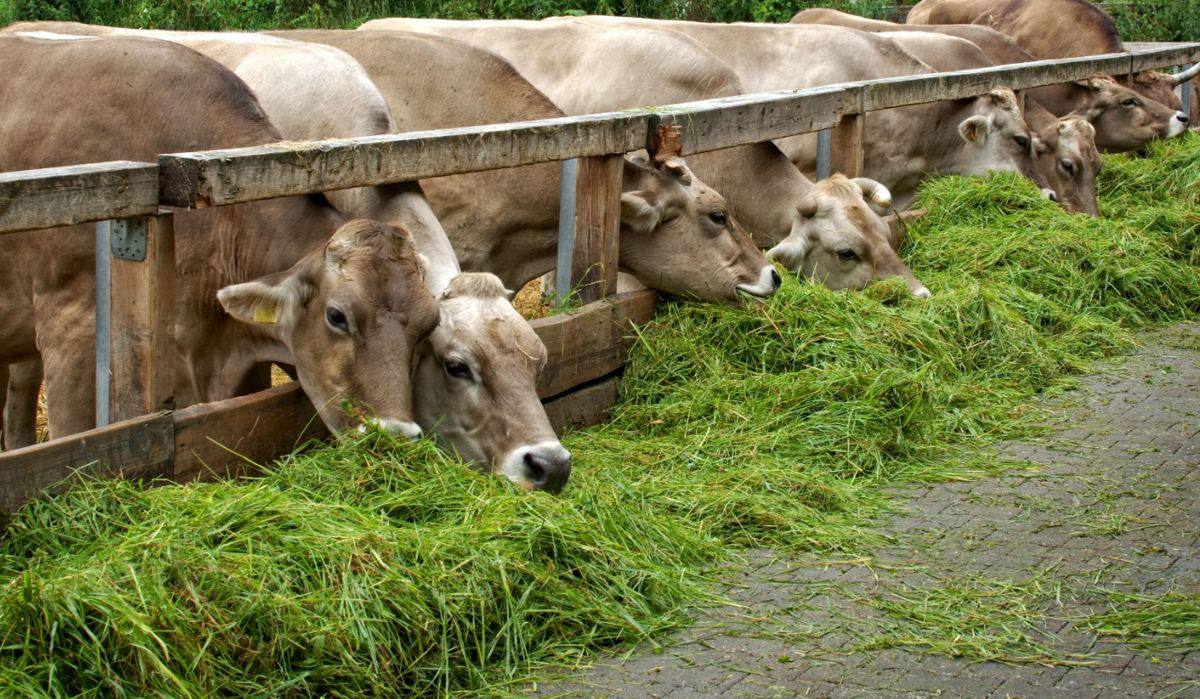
440, 296, 546, 362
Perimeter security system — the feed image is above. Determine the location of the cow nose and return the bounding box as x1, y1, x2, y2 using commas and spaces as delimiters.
378, 419, 423, 440
1178, 113, 1190, 125
523, 446, 572, 493
770, 269, 782, 289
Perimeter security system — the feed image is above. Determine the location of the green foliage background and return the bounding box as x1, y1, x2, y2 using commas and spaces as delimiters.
0, 0, 1197, 39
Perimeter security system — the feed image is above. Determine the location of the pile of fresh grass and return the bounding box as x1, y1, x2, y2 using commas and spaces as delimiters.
2, 134, 1200, 695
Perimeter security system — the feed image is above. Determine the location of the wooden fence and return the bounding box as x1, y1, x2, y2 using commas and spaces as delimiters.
1, 40, 1198, 521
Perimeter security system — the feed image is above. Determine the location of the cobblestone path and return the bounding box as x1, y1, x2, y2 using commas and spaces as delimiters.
530, 323, 1200, 698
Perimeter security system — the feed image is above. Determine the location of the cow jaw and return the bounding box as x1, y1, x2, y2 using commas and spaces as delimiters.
218, 219, 439, 435
412, 273, 571, 493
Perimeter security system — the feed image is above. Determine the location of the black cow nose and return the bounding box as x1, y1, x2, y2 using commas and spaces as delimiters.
524, 451, 572, 493
1179, 114, 1190, 124
770, 269, 782, 288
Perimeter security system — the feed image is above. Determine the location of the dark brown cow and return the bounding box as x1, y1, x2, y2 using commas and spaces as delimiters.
0, 34, 439, 439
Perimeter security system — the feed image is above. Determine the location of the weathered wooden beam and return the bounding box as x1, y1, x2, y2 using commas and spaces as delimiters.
542, 375, 620, 437
158, 112, 651, 208
1130, 45, 1200, 75
173, 382, 329, 485
0, 161, 158, 235
107, 212, 176, 424
530, 288, 656, 399
656, 86, 845, 155
829, 113, 865, 178
571, 154, 623, 304
0, 412, 173, 518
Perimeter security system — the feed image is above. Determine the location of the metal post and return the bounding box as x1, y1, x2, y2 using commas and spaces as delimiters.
95, 220, 111, 428
1179, 64, 1192, 119
556, 158, 578, 305
816, 129, 831, 181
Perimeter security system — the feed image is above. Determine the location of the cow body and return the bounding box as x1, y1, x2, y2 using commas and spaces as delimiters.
0, 34, 439, 439
274, 29, 778, 305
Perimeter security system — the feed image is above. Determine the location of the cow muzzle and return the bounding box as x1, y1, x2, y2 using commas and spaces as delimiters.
375, 419, 424, 440
502, 441, 573, 493
1170, 112, 1190, 137
737, 266, 783, 299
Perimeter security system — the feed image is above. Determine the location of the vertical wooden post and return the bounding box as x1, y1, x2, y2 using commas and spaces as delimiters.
106, 211, 175, 424
829, 113, 865, 178
571, 154, 623, 305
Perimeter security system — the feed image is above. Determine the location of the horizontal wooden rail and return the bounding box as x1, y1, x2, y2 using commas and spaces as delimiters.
154, 43, 1200, 207
0, 161, 158, 235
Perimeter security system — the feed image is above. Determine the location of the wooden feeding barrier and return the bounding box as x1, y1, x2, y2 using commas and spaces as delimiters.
1, 41, 1198, 524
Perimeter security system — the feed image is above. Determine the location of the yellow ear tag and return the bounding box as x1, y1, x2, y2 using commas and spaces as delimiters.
253, 303, 277, 324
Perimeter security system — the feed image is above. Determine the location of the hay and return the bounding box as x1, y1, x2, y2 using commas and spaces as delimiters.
3, 134, 1200, 695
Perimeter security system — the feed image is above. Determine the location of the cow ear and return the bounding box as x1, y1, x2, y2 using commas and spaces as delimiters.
218, 269, 315, 329
620, 191, 663, 234
958, 114, 992, 143
797, 195, 820, 218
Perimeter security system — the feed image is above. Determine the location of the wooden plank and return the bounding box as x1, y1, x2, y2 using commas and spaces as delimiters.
656, 86, 845, 155
173, 382, 330, 485
530, 288, 656, 399
542, 375, 619, 437
882, 208, 927, 249
108, 212, 176, 423
158, 111, 650, 208
1130, 45, 1200, 75
572, 154, 623, 304
0, 412, 173, 518
0, 161, 158, 235
829, 113, 865, 178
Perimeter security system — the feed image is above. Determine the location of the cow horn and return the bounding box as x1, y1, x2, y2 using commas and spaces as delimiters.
853, 178, 892, 208
1168, 63, 1200, 86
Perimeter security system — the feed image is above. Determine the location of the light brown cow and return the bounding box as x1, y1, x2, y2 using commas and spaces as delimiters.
0, 34, 439, 439
355, 20, 929, 297
3, 25, 572, 492
275, 28, 779, 304
551, 16, 1047, 213
793, 10, 1189, 154
906, 0, 1193, 111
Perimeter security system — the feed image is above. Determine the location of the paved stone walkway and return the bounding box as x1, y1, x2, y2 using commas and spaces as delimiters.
530, 323, 1200, 698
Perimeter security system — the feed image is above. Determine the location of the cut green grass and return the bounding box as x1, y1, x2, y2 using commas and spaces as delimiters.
3, 134, 1200, 694
1090, 588, 1200, 653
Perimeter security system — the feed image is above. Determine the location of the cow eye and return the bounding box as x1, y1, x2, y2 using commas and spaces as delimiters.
1014, 135, 1030, 150
444, 360, 472, 380
325, 306, 349, 333
1060, 159, 1077, 175
837, 248, 859, 261
708, 210, 727, 226
1122, 98, 1138, 107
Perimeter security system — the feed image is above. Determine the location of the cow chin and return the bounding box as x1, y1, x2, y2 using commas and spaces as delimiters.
500, 441, 573, 493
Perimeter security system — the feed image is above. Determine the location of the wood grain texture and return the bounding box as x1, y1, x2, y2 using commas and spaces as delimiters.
530, 289, 656, 399
108, 213, 175, 423
657, 87, 845, 155
829, 113, 865, 178
0, 412, 173, 517
173, 382, 330, 485
158, 112, 650, 208
0, 161, 158, 234
572, 154, 623, 304
542, 376, 619, 437
882, 208, 927, 249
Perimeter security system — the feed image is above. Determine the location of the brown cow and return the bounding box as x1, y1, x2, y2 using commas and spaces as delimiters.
794, 8, 1190, 153
906, 0, 1193, 111
0, 34, 439, 439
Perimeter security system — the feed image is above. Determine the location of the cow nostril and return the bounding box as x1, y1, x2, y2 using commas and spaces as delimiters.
1180, 114, 1190, 124
770, 269, 782, 288
524, 452, 548, 487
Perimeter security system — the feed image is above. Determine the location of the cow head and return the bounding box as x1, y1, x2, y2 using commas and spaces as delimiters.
766, 175, 930, 298
412, 273, 572, 493
619, 155, 780, 305
1034, 117, 1102, 217
954, 88, 1045, 188
1126, 70, 1184, 112
1070, 75, 1188, 153
218, 219, 440, 436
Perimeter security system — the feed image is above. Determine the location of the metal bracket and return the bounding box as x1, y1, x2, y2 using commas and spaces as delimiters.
110, 217, 147, 261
